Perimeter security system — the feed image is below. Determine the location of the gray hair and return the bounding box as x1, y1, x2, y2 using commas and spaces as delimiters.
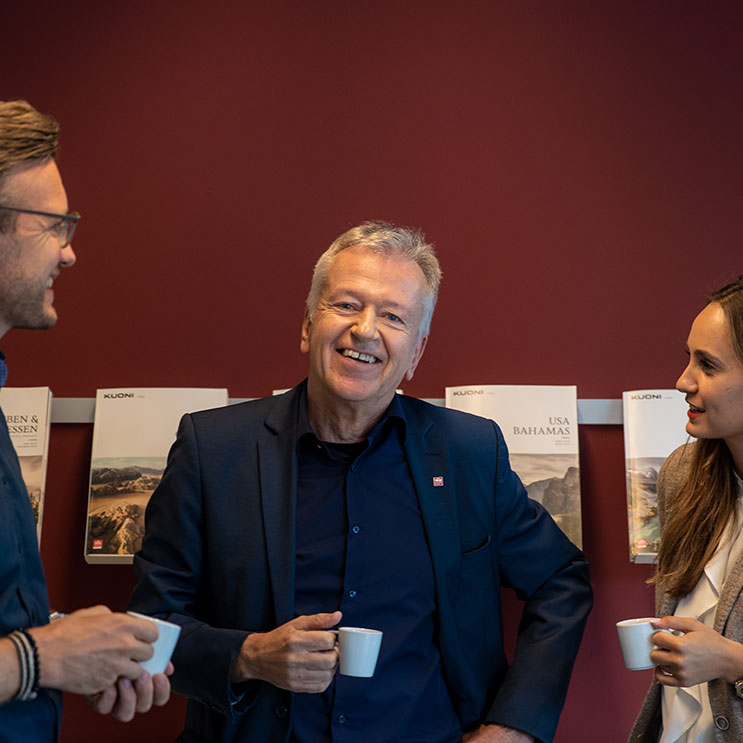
306, 220, 442, 338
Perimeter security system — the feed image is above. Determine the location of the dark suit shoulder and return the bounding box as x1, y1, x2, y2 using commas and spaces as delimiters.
398, 395, 502, 442
189, 396, 275, 425
399, 395, 498, 429
187, 386, 302, 438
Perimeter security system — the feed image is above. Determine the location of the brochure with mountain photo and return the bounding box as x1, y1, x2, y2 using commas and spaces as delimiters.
622, 389, 688, 563
445, 385, 582, 548
0, 386, 52, 543
85, 387, 229, 564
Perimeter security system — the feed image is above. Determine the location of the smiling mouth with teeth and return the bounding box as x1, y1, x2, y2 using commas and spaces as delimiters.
339, 349, 380, 364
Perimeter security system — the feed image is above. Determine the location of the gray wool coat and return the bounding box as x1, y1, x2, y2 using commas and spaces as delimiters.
628, 443, 743, 743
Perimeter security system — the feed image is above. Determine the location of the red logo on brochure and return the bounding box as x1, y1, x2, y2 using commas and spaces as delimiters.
92, 539, 103, 550
432, 476, 444, 487
636, 538, 648, 548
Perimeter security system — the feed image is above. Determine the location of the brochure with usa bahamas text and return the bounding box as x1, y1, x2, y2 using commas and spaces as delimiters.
445, 384, 582, 548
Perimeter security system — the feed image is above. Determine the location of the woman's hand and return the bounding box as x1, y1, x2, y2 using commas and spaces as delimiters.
650, 616, 743, 687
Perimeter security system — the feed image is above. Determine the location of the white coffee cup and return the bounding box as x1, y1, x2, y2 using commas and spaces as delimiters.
127, 611, 181, 675
616, 617, 671, 670
335, 627, 383, 678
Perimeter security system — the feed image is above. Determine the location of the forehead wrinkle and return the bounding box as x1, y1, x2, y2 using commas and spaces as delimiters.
322, 249, 428, 332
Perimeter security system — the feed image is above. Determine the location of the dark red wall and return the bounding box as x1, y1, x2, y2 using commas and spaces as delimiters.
3, 2, 742, 740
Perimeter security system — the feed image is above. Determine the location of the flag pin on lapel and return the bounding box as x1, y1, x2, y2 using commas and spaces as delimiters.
432, 476, 444, 487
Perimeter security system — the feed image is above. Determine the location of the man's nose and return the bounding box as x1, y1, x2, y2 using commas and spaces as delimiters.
352, 308, 378, 339
60, 243, 76, 267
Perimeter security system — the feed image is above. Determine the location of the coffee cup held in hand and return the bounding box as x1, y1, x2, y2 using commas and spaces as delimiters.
127, 611, 181, 675
616, 617, 674, 671
335, 627, 383, 678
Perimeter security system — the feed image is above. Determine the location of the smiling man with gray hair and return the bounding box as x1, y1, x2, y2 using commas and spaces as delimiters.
130, 219, 592, 743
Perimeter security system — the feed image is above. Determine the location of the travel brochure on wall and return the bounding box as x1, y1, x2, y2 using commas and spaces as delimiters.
445, 385, 582, 548
84, 387, 229, 564
622, 389, 688, 564
0, 386, 53, 543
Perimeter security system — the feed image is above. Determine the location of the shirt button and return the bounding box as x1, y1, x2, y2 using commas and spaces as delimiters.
348, 589, 357, 598
336, 713, 347, 724
351, 525, 360, 534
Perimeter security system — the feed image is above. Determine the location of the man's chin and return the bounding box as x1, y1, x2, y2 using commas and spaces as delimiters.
331, 383, 397, 406
16, 310, 58, 331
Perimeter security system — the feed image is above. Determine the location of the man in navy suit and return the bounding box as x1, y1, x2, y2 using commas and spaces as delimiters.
129, 220, 592, 743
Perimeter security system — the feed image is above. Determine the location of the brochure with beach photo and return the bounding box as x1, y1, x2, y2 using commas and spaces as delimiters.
84, 387, 229, 564
0, 386, 52, 543
445, 385, 582, 548
623, 389, 689, 564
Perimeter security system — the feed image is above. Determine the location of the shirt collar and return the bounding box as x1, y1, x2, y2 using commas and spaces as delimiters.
296, 386, 407, 447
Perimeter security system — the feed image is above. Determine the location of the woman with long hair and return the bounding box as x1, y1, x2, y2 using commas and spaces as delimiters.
630, 277, 743, 742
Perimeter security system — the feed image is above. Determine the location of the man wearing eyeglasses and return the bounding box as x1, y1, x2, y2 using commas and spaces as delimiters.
0, 100, 172, 741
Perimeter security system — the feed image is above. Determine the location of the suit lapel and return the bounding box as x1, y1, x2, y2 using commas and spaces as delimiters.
404, 406, 461, 608
258, 392, 301, 626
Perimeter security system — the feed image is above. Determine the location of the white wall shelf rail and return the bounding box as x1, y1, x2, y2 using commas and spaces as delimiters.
50, 397, 624, 425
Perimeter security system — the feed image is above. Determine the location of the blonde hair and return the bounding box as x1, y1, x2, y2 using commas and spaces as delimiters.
0, 100, 59, 231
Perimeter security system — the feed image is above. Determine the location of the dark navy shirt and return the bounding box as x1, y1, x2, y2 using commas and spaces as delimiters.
290, 392, 461, 743
0, 353, 61, 741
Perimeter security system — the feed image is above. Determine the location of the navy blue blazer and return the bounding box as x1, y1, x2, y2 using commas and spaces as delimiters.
129, 384, 592, 743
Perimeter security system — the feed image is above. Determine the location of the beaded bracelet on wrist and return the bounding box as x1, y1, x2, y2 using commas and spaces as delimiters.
8, 628, 40, 701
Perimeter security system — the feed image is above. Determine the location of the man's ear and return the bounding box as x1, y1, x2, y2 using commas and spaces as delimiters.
300, 308, 312, 355
404, 335, 428, 382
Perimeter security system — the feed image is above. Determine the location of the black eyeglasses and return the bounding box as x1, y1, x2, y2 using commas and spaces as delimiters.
0, 205, 80, 248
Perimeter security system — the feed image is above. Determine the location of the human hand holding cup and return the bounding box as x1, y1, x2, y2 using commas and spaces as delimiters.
616, 617, 676, 670
332, 627, 383, 678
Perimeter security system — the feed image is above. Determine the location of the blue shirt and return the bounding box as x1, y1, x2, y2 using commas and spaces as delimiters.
291, 392, 461, 743
0, 354, 61, 741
